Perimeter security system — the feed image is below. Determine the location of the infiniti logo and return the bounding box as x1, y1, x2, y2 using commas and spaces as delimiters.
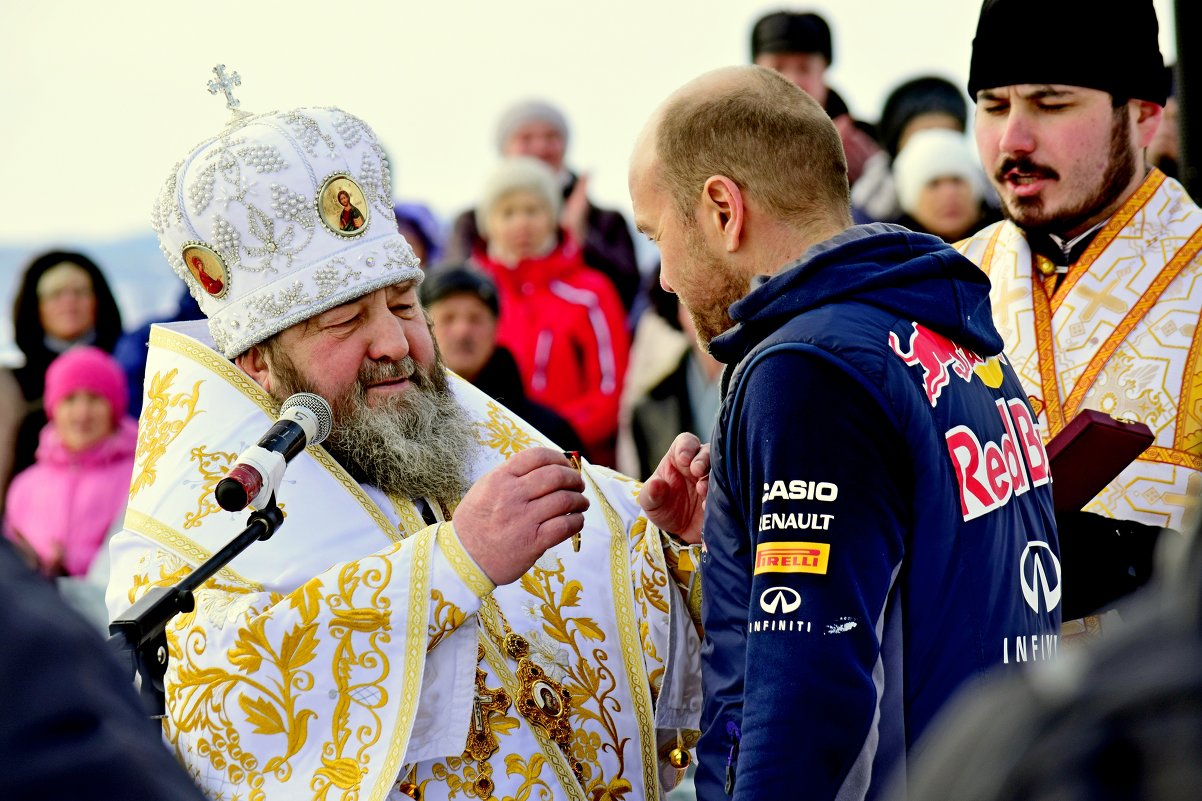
759, 586, 801, 614
1020, 542, 1062, 613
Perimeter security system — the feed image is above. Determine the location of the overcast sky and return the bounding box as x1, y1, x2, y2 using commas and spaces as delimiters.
0, 0, 1178, 248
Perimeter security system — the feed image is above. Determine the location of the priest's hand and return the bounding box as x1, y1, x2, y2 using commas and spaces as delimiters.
639, 433, 708, 545
454, 447, 589, 586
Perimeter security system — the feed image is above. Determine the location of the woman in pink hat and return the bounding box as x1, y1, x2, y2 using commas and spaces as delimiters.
3, 347, 137, 579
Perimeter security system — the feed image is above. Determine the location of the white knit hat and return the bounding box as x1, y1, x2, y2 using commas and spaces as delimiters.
475, 156, 563, 237
151, 106, 423, 357
494, 99, 569, 154
892, 128, 987, 216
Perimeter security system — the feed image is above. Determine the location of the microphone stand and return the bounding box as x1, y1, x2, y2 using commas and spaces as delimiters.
107, 497, 285, 718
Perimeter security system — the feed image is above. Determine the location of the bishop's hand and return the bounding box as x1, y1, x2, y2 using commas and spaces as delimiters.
453, 447, 589, 586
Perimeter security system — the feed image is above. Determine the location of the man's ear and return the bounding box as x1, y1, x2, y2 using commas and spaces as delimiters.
235, 345, 273, 393
1132, 99, 1164, 149
701, 175, 746, 253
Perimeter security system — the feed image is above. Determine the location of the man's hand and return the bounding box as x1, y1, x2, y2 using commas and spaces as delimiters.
453, 448, 589, 586
639, 433, 709, 544
561, 172, 590, 247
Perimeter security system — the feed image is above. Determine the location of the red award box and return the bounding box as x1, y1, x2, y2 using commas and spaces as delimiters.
1044, 409, 1154, 513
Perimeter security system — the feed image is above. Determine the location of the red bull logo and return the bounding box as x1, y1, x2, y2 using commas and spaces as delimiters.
945, 397, 1050, 520
889, 322, 988, 406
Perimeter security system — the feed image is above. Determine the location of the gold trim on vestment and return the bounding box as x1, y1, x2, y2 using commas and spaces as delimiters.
1143, 446, 1202, 471
370, 524, 438, 801
1029, 266, 1067, 435
1051, 170, 1165, 312
436, 522, 494, 599
1177, 308, 1202, 456
148, 325, 403, 544
1063, 225, 1202, 422
587, 471, 660, 799
124, 508, 262, 590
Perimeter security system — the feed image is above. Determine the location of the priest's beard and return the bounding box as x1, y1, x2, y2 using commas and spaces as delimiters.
265, 347, 475, 508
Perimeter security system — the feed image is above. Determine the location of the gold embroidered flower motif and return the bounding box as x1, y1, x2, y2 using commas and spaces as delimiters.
130, 369, 204, 498
476, 402, 537, 458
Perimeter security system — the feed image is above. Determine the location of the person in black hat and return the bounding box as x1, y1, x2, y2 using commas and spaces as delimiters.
420, 264, 583, 454
750, 10, 881, 185
957, 0, 1189, 632
852, 75, 974, 222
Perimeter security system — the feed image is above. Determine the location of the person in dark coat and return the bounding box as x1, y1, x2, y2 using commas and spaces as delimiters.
0, 537, 208, 800
10, 250, 123, 474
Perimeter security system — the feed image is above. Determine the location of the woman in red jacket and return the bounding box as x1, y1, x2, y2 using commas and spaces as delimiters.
471, 156, 630, 466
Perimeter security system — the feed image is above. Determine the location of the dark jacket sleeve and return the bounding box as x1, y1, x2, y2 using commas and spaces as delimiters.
724, 349, 908, 801
0, 541, 208, 800
582, 204, 641, 311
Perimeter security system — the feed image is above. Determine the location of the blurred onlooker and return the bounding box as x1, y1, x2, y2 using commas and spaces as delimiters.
1147, 66, 1179, 179
445, 100, 642, 310
420, 264, 583, 452
617, 271, 721, 478
853, 75, 970, 221
11, 251, 123, 474
750, 10, 881, 184
4, 347, 136, 583
393, 201, 444, 266
893, 128, 999, 242
113, 286, 203, 418
469, 156, 629, 466
0, 369, 21, 516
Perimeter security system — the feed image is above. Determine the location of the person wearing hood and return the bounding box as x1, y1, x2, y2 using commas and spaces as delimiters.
629, 65, 1059, 800
10, 250, 124, 474
471, 156, 630, 466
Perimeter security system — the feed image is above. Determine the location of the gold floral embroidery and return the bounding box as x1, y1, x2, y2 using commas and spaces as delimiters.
476, 401, 537, 458
429, 589, 467, 651
165, 579, 323, 800
314, 548, 399, 800
517, 562, 625, 795
130, 369, 204, 498
186, 446, 238, 529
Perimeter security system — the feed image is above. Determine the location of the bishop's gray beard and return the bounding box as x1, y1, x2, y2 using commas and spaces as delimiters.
266, 349, 475, 508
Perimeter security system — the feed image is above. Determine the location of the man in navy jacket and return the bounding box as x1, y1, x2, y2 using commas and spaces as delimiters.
630, 66, 1059, 800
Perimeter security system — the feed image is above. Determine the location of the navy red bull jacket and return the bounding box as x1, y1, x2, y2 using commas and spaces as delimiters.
697, 224, 1060, 801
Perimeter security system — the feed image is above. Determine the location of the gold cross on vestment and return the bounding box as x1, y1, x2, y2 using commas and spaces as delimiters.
465, 658, 511, 762
207, 64, 242, 111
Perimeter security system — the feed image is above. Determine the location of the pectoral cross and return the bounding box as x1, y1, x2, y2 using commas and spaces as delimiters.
207, 64, 242, 111
465, 655, 510, 762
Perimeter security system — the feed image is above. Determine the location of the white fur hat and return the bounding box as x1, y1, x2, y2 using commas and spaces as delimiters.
892, 128, 987, 216
151, 107, 422, 357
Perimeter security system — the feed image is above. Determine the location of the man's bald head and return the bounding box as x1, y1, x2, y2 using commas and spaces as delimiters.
637, 65, 851, 235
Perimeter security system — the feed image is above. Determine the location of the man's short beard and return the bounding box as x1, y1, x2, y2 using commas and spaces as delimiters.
678, 218, 749, 349
998, 105, 1137, 237
265, 344, 476, 508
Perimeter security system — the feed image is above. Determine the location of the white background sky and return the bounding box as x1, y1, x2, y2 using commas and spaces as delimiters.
0, 0, 1178, 249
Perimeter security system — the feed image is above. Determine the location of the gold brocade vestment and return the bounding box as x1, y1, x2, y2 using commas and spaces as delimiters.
106, 320, 702, 801
956, 169, 1202, 534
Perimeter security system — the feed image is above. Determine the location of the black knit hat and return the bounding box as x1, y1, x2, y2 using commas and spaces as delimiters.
967, 0, 1169, 105
751, 11, 833, 65
879, 76, 968, 159
419, 264, 500, 317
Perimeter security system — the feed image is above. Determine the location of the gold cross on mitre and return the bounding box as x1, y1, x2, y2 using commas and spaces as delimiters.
207, 64, 252, 122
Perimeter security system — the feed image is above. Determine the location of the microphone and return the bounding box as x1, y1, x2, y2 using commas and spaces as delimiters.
214, 392, 333, 512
